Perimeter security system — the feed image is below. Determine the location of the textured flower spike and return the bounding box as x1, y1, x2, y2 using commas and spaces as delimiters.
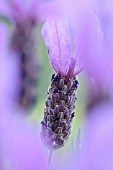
41, 18, 81, 150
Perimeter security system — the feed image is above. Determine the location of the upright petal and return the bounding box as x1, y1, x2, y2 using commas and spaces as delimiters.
41, 18, 72, 76
60, 0, 103, 78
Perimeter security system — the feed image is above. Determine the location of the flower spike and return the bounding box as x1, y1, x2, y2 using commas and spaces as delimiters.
41, 17, 82, 149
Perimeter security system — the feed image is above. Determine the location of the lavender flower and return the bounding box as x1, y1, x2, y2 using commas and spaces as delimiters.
40, 18, 82, 150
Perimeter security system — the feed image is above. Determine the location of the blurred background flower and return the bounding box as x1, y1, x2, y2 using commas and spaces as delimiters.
0, 23, 47, 170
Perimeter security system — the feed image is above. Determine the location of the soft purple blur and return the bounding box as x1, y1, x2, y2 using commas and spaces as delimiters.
75, 103, 113, 170
0, 24, 19, 107
0, 112, 46, 170
0, 24, 46, 170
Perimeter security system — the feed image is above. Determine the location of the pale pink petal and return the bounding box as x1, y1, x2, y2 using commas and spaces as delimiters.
74, 63, 84, 76
60, 0, 104, 78
92, 0, 113, 72
73, 7, 103, 75
41, 18, 72, 76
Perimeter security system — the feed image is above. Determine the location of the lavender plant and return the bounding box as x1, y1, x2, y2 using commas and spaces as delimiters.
40, 18, 83, 150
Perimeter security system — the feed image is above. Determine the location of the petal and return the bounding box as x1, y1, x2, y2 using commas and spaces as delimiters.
74, 4, 104, 77
60, 0, 104, 77
74, 63, 84, 76
41, 18, 72, 76
78, 14, 104, 78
